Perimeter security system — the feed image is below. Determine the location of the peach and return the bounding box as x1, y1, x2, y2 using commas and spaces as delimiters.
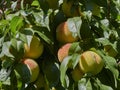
23, 58, 40, 82
24, 35, 44, 59
71, 65, 84, 81
57, 43, 71, 62
56, 21, 79, 44
79, 51, 104, 75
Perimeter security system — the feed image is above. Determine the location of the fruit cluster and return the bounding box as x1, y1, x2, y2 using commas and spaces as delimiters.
0, 0, 119, 90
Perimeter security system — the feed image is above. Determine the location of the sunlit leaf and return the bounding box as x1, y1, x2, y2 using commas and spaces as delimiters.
10, 16, 23, 35
67, 17, 82, 39
60, 56, 72, 88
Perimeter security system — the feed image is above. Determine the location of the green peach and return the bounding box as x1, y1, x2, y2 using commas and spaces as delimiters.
71, 65, 84, 81
24, 35, 44, 59
79, 51, 104, 75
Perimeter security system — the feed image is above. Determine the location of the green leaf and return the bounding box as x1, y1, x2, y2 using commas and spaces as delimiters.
10, 16, 23, 35
9, 70, 18, 90
34, 27, 53, 45
42, 59, 60, 88
2, 58, 14, 69
98, 68, 116, 89
78, 78, 92, 90
0, 36, 4, 47
60, 56, 72, 88
92, 0, 107, 7
67, 17, 82, 39
0, 68, 11, 82
100, 84, 113, 90
15, 63, 31, 84
31, 0, 40, 7
9, 39, 24, 60
80, 19, 93, 39
78, 78, 87, 90
95, 38, 118, 54
99, 19, 110, 32
69, 42, 82, 55
38, 0, 49, 14
0, 20, 9, 28
71, 54, 81, 69
1, 42, 14, 58
104, 56, 119, 79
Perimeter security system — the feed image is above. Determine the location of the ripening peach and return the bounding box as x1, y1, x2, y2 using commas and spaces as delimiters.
22, 58, 40, 82
71, 65, 84, 81
79, 51, 104, 75
56, 21, 79, 44
24, 35, 44, 59
57, 43, 71, 62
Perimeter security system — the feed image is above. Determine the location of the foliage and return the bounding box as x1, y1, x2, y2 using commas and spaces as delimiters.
0, 0, 120, 90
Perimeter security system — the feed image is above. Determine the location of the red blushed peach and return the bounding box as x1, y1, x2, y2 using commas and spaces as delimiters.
56, 21, 79, 44
23, 58, 40, 82
57, 43, 71, 63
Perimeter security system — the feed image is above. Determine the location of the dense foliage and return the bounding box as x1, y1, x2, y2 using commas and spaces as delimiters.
0, 0, 120, 90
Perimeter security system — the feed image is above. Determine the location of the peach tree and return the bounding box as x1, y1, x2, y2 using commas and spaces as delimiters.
0, 0, 120, 90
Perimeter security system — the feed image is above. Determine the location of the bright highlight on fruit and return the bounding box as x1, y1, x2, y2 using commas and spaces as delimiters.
57, 43, 71, 62
24, 35, 44, 59
23, 58, 40, 82
56, 21, 79, 44
79, 51, 104, 75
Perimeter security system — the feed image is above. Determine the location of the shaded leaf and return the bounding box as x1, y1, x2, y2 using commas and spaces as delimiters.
15, 63, 31, 84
